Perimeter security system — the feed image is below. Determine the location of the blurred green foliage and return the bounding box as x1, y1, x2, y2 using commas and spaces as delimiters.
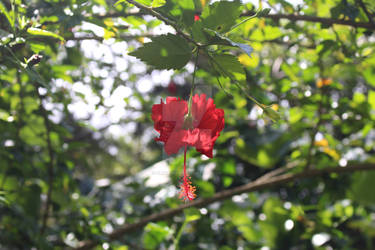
1, 0, 375, 249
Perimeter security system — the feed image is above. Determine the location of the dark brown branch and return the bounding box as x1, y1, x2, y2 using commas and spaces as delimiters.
242, 11, 375, 30
76, 163, 375, 249
43, 10, 375, 39
92, 10, 375, 30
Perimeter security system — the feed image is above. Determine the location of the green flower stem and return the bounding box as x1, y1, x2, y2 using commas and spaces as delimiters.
187, 47, 200, 113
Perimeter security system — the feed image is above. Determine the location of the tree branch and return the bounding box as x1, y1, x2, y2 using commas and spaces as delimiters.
42, 7, 375, 37
76, 163, 375, 249
242, 11, 375, 30
90, 10, 375, 30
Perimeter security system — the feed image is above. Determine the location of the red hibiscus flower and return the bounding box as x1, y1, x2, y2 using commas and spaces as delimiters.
152, 93, 224, 158
152, 93, 225, 201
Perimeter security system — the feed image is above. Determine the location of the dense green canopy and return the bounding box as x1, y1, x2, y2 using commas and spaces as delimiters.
1, 0, 375, 249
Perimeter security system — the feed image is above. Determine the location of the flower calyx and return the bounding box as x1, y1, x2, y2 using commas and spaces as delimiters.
182, 112, 195, 130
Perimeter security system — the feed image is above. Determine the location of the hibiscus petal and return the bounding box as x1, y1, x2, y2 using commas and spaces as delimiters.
184, 128, 199, 146
151, 100, 164, 132
191, 94, 215, 127
199, 108, 225, 137
163, 97, 187, 125
155, 121, 176, 143
195, 128, 214, 158
164, 130, 186, 155
152, 97, 189, 150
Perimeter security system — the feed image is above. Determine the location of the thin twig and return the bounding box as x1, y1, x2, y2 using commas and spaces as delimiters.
75, 163, 375, 249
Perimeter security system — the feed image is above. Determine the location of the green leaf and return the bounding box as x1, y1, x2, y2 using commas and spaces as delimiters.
143, 222, 172, 249
195, 180, 215, 197
0, 195, 9, 205
27, 27, 65, 41
184, 208, 201, 222
219, 201, 261, 242
114, 0, 127, 6
235, 132, 292, 168
20, 115, 47, 146
317, 40, 338, 57
152, 0, 166, 8
201, 0, 242, 33
24, 67, 49, 89
29, 42, 46, 54
369, 90, 375, 110
0, 28, 13, 45
257, 8, 271, 17
158, 0, 195, 28
23, 97, 39, 114
260, 198, 288, 247
330, 1, 358, 20
350, 172, 375, 205
0, 2, 14, 30
289, 107, 303, 124
129, 33, 192, 70
138, 0, 153, 5
192, 21, 208, 43
211, 53, 245, 81
220, 160, 236, 187
19, 184, 41, 217
262, 105, 281, 122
